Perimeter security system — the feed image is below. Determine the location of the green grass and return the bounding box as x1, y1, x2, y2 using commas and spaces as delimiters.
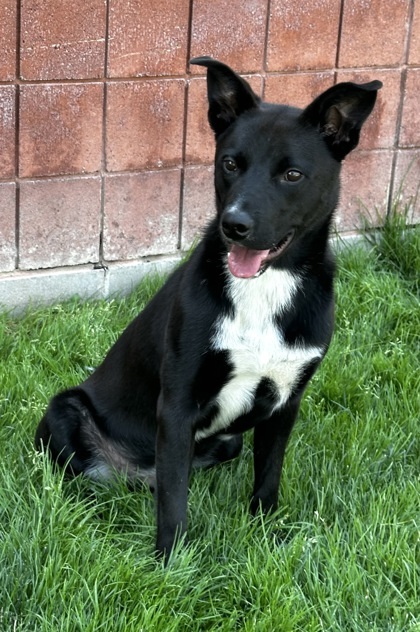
1, 216, 419, 631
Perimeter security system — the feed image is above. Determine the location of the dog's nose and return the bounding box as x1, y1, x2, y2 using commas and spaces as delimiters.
221, 210, 253, 241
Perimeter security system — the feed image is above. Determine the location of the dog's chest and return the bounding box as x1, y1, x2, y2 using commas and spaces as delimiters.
196, 269, 323, 439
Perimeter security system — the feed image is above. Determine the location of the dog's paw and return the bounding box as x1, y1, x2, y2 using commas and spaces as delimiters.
250, 494, 278, 516
155, 530, 189, 565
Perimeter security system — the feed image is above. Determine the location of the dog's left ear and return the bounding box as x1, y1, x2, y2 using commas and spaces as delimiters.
190, 56, 260, 137
300, 80, 382, 161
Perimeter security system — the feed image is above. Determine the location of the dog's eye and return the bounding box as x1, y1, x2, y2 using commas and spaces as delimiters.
284, 169, 303, 182
223, 158, 238, 173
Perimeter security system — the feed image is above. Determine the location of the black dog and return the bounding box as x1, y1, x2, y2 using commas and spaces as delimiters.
35, 57, 381, 559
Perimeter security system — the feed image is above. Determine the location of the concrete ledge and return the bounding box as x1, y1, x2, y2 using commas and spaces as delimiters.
0, 233, 373, 315
0, 256, 181, 315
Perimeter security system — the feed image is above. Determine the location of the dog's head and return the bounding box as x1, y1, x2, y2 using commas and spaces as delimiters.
190, 57, 382, 278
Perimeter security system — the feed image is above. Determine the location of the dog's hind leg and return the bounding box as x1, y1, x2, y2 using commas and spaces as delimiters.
35, 389, 94, 475
193, 434, 243, 469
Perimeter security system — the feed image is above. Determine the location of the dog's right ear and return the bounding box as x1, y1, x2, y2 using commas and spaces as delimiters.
190, 57, 260, 137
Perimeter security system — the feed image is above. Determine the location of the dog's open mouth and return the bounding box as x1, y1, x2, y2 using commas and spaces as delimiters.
227, 230, 295, 278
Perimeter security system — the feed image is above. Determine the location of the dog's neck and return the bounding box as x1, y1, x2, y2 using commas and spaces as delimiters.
224, 266, 300, 320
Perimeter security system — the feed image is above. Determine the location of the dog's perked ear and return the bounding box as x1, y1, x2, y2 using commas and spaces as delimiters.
189, 56, 261, 137
300, 80, 383, 161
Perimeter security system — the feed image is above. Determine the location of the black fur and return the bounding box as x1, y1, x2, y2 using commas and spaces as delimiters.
35, 57, 381, 560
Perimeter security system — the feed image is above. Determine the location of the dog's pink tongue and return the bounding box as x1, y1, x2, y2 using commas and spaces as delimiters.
228, 244, 270, 278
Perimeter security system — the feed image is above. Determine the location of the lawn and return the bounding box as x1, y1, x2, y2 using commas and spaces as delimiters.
0, 215, 419, 631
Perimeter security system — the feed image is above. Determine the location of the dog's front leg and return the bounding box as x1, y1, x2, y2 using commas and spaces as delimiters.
155, 402, 195, 561
250, 396, 302, 515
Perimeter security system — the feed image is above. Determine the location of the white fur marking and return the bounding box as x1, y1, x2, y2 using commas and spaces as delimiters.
196, 268, 324, 440
224, 201, 242, 216
85, 461, 156, 488
85, 462, 114, 481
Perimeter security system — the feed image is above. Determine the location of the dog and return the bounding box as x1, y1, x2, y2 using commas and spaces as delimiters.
35, 57, 381, 560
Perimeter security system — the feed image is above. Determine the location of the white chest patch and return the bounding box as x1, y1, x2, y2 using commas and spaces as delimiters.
195, 268, 324, 440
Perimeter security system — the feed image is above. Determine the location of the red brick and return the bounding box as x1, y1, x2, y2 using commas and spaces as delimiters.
336, 69, 401, 150
19, 83, 103, 178
108, 0, 190, 78
337, 150, 393, 231
267, 0, 341, 72
399, 68, 420, 147
0, 86, 16, 178
185, 75, 262, 165
0, 182, 16, 272
0, 0, 16, 80
19, 177, 101, 270
103, 170, 180, 261
190, 0, 267, 73
106, 80, 185, 172
20, 0, 106, 80
181, 165, 216, 249
339, 0, 410, 68
393, 150, 420, 222
185, 79, 214, 165
409, 0, 420, 65
264, 72, 334, 108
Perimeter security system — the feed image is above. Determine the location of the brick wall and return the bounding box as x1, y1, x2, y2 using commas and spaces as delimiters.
0, 0, 419, 283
